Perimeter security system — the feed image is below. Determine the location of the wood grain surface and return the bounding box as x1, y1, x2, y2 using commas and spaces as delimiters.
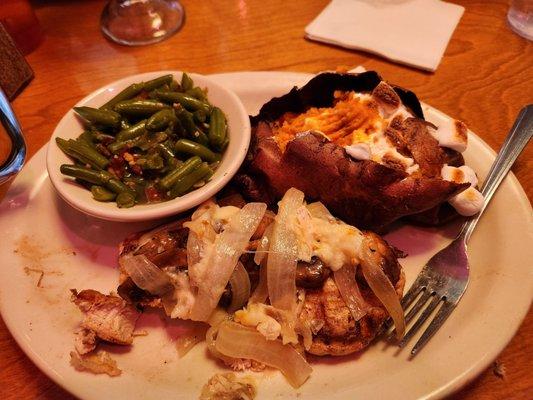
0, 0, 531, 398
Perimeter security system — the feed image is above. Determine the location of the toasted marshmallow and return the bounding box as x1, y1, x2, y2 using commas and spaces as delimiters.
429, 119, 468, 153
441, 165, 479, 186
449, 187, 484, 216
442, 164, 484, 216
345, 143, 371, 160
372, 81, 401, 117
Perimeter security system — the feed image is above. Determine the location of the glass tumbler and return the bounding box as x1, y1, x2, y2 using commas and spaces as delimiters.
101, 0, 185, 46
507, 0, 533, 41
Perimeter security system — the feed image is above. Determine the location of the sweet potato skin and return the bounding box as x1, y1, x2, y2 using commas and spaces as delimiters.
235, 123, 467, 230
235, 72, 468, 230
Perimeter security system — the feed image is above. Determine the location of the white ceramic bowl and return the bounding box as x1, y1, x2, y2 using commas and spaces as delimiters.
46, 71, 250, 222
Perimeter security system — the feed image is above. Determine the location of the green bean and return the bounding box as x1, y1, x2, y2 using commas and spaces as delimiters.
169, 79, 181, 91
157, 142, 179, 169
143, 74, 173, 91
57, 139, 94, 167
74, 106, 121, 129
100, 83, 145, 110
60, 164, 112, 185
137, 153, 164, 170
193, 109, 207, 124
136, 132, 168, 151
108, 131, 165, 153
157, 142, 176, 161
113, 100, 167, 117
116, 120, 147, 142
107, 139, 130, 154
175, 108, 197, 135
152, 90, 211, 113
186, 87, 207, 101
208, 107, 227, 150
174, 139, 221, 162
146, 108, 178, 131
93, 132, 115, 143
116, 191, 136, 208
159, 156, 202, 189
221, 136, 230, 152
203, 166, 214, 181
56, 138, 109, 169
181, 72, 194, 91
77, 131, 96, 149
190, 129, 209, 146
105, 178, 131, 194
91, 185, 116, 202
169, 163, 211, 197
75, 178, 93, 190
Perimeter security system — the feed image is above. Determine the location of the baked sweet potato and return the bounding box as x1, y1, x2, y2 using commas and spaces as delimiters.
233, 72, 469, 230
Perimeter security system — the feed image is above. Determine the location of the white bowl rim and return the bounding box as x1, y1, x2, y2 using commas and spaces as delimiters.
46, 71, 250, 222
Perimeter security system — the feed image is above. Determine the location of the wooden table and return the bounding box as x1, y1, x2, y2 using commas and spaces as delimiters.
1, 0, 531, 398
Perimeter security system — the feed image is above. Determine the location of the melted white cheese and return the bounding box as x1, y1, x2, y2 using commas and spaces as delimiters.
288, 205, 363, 271
234, 304, 282, 341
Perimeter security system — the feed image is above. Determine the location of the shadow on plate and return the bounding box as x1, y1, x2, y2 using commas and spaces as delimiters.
53, 193, 173, 269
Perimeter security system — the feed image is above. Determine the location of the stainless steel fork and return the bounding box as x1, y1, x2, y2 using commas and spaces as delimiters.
396, 105, 533, 357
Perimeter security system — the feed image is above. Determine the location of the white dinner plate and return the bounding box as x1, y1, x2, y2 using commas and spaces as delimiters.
0, 72, 531, 400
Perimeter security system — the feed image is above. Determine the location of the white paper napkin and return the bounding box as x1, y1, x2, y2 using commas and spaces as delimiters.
305, 0, 465, 72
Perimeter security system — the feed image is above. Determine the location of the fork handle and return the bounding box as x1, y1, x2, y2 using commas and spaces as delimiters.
460, 105, 533, 242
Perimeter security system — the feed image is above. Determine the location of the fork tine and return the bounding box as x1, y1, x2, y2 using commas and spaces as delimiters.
410, 301, 456, 357
398, 295, 441, 348
389, 289, 432, 338
404, 289, 432, 325
383, 279, 426, 332
401, 282, 425, 310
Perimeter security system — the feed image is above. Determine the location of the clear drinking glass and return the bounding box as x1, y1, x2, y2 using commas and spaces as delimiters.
507, 0, 533, 41
100, 0, 185, 46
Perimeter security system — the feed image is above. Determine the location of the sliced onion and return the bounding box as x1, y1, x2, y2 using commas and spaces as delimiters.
215, 321, 312, 388
189, 203, 267, 321
175, 322, 208, 358
333, 264, 370, 321
360, 237, 405, 339
120, 253, 174, 296
207, 307, 229, 327
186, 230, 203, 269
306, 201, 333, 220
249, 224, 273, 304
206, 324, 235, 365
267, 188, 304, 343
227, 262, 251, 313
253, 223, 273, 266
296, 319, 313, 351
